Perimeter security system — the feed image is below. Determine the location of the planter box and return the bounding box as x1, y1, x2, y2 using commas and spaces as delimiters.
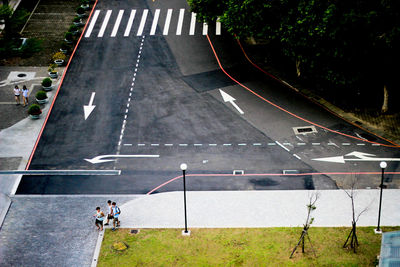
36, 98, 48, 104
29, 114, 41, 120
54, 59, 64, 66
42, 86, 52, 91
49, 72, 58, 79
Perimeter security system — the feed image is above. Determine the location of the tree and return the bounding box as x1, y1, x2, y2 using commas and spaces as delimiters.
342, 176, 371, 253
290, 192, 319, 258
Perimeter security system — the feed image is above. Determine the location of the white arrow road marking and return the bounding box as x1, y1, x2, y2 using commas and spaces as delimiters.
312, 151, 400, 164
85, 154, 160, 164
83, 92, 96, 120
219, 89, 244, 114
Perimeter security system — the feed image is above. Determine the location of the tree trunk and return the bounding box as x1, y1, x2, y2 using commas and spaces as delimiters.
381, 84, 389, 113
296, 58, 301, 77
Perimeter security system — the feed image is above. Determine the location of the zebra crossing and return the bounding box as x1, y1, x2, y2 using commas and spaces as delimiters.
84, 8, 222, 38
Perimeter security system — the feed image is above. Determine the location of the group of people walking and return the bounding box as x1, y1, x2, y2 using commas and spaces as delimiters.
14, 85, 29, 106
94, 200, 121, 231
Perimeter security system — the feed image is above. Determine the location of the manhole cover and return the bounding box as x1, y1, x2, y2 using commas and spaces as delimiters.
17, 73, 26, 77
293, 126, 317, 135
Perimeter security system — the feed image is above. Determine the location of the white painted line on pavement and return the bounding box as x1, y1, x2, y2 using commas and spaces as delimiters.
150, 9, 160, 35
194, 144, 203, 146
372, 144, 380, 146
238, 143, 247, 146
138, 144, 145, 146
223, 144, 232, 146
165, 144, 173, 146
91, 230, 104, 267
179, 144, 188, 146
137, 9, 148, 36
189, 12, 196, 35
328, 142, 338, 147
124, 10, 136, 36
163, 9, 173, 35
151, 144, 159, 146
297, 143, 306, 146
111, 10, 124, 37
342, 143, 350, 146
312, 143, 320, 145
98, 10, 112, 37
124, 144, 132, 146
85, 10, 100, 38
276, 141, 290, 152
209, 144, 217, 146
268, 143, 276, 146
253, 143, 262, 146
202, 22, 208, 35
283, 142, 292, 146
176, 9, 185, 35
357, 143, 366, 146
216, 17, 221, 35
293, 154, 301, 160
125, 109, 129, 113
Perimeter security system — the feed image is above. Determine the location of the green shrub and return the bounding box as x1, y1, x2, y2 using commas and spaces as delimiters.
69, 24, 78, 32
65, 32, 73, 41
73, 16, 81, 23
20, 38, 42, 58
76, 7, 85, 14
41, 77, 52, 87
28, 104, 42, 115
36, 91, 47, 100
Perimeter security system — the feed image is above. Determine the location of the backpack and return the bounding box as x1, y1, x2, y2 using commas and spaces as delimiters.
115, 206, 121, 215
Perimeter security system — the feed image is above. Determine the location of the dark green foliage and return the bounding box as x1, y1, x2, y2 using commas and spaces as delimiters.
41, 77, 52, 87
188, 0, 400, 111
20, 38, 42, 58
35, 91, 47, 100
64, 32, 73, 41
69, 24, 78, 32
28, 104, 41, 115
76, 7, 85, 14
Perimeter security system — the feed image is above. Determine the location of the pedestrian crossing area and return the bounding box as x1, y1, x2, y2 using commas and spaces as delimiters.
84, 8, 222, 38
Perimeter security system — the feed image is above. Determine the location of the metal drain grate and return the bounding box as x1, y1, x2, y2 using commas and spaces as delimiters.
283, 170, 299, 175
293, 126, 317, 135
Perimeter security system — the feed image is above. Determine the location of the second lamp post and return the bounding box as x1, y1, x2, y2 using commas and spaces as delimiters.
180, 163, 190, 235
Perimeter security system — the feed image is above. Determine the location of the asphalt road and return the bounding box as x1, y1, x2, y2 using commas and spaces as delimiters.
17, 0, 400, 194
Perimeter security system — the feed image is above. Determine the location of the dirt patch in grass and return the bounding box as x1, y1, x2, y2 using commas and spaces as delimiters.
98, 227, 399, 266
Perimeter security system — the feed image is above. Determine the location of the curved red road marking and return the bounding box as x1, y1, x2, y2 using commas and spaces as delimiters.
25, 0, 99, 170
235, 38, 399, 148
206, 35, 400, 148
146, 171, 400, 195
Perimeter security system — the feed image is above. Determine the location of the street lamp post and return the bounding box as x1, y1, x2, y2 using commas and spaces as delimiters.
180, 163, 190, 236
375, 161, 387, 234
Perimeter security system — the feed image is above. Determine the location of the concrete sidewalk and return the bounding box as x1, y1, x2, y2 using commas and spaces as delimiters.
120, 190, 400, 228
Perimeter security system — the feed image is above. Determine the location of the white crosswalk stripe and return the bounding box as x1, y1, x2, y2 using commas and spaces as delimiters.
150, 9, 160, 35
111, 10, 124, 37
84, 8, 222, 38
163, 9, 173, 35
124, 9, 136, 36
137, 9, 148, 36
98, 10, 112, 37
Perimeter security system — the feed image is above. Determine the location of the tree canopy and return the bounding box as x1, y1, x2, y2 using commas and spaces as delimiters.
188, 0, 400, 111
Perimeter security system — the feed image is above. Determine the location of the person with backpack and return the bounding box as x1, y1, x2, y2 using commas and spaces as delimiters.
93, 207, 105, 231
111, 202, 121, 231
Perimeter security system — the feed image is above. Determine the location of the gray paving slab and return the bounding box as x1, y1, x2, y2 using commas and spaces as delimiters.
119, 190, 400, 228
0, 196, 139, 267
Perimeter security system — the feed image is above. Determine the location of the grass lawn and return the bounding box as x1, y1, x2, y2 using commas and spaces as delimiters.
98, 227, 399, 266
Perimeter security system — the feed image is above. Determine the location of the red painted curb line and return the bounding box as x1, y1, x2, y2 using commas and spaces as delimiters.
25, 0, 99, 170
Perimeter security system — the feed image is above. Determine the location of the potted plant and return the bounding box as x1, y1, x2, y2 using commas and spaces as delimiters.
76, 7, 85, 17
81, 0, 90, 10
48, 63, 58, 78
28, 104, 42, 119
53, 51, 66, 66
69, 24, 79, 35
73, 16, 83, 27
35, 90, 48, 104
65, 32, 73, 44
41, 77, 52, 91
60, 42, 70, 54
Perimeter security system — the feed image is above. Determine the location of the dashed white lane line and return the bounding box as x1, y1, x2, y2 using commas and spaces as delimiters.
238, 143, 247, 146
111, 10, 124, 37
124, 9, 136, 36
164, 144, 173, 146
151, 144, 159, 146
357, 143, 366, 146
297, 143, 306, 146
253, 143, 262, 146
209, 144, 217, 146
98, 10, 112, 37
312, 143, 320, 145
372, 144, 380, 146
342, 143, 351, 146
189, 12, 196, 35
176, 8, 185, 35
293, 154, 301, 160
124, 144, 132, 146
163, 9, 173, 35
268, 143, 276, 146
85, 10, 100, 37
138, 144, 145, 146
137, 9, 148, 36
223, 144, 232, 146
150, 9, 160, 35
179, 144, 188, 146
194, 144, 203, 146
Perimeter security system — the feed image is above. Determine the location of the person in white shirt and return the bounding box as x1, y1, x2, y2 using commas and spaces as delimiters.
14, 85, 21, 105
104, 200, 113, 226
93, 207, 105, 231
22, 85, 29, 107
